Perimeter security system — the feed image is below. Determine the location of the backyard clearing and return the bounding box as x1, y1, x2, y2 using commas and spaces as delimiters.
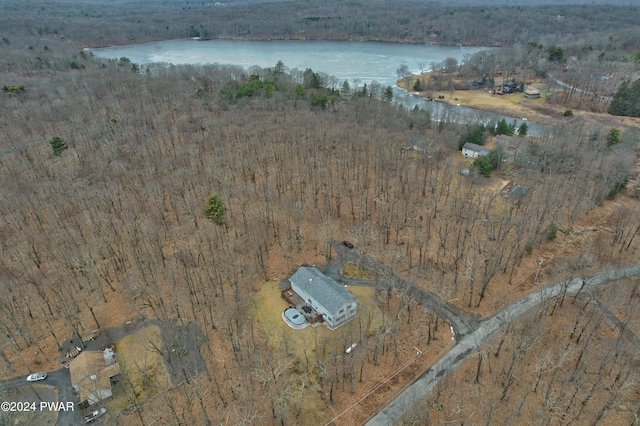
113, 325, 171, 405
253, 278, 455, 425
253, 280, 383, 358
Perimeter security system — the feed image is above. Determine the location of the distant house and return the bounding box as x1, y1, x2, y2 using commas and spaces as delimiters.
515, 152, 538, 169
288, 266, 357, 329
402, 136, 441, 157
402, 136, 429, 152
69, 347, 121, 409
524, 86, 541, 99
462, 142, 490, 158
508, 185, 527, 199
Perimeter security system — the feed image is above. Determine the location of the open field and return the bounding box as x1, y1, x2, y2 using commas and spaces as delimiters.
113, 326, 171, 406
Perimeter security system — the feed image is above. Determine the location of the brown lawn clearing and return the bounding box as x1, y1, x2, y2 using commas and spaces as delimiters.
252, 279, 455, 425
111, 325, 172, 410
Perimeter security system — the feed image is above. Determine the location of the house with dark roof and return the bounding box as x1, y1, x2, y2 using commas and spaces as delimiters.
288, 266, 357, 329
508, 185, 527, 199
515, 151, 538, 169
461, 142, 490, 158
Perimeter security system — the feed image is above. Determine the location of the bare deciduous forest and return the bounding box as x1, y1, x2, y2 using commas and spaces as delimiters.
1, 0, 640, 425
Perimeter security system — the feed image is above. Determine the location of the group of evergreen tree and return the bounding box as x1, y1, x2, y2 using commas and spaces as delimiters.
2, 84, 25, 94
495, 119, 527, 137
609, 79, 640, 117
458, 123, 487, 149
221, 74, 278, 100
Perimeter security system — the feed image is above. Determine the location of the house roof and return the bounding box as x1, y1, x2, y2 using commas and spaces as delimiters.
509, 185, 528, 198
462, 142, 490, 153
69, 350, 121, 405
290, 267, 357, 316
515, 152, 538, 168
524, 86, 540, 95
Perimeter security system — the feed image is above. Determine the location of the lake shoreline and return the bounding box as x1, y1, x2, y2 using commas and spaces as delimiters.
84, 35, 502, 50
397, 73, 562, 129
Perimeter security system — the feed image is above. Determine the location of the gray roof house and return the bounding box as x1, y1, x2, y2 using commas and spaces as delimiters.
461, 142, 490, 158
289, 266, 358, 329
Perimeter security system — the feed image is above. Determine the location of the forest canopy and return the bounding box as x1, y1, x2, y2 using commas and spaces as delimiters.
1, 1, 640, 425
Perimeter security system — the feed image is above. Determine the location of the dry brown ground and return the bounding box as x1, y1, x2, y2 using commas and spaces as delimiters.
253, 277, 455, 426
4, 70, 639, 425
7, 178, 639, 426
420, 295, 640, 425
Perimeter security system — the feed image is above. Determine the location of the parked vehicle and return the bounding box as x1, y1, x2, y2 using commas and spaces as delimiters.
85, 408, 107, 424
342, 240, 354, 249
26, 372, 47, 382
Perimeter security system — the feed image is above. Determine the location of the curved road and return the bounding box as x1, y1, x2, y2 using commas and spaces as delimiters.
547, 73, 612, 101
365, 262, 640, 425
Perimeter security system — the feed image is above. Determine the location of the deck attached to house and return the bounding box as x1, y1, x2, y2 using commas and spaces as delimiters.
281, 287, 323, 324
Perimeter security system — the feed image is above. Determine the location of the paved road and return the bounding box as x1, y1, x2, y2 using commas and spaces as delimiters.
365, 262, 640, 425
49, 368, 83, 426
0, 368, 82, 426
548, 73, 612, 101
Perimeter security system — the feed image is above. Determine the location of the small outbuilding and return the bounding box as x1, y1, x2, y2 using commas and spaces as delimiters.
524, 86, 541, 99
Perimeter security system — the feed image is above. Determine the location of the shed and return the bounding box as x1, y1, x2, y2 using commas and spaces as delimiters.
524, 86, 541, 99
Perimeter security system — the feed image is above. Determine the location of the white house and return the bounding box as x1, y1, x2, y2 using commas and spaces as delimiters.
461, 142, 490, 158
289, 266, 357, 329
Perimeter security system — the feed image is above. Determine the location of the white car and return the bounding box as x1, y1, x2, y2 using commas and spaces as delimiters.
85, 407, 107, 424
26, 372, 47, 382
